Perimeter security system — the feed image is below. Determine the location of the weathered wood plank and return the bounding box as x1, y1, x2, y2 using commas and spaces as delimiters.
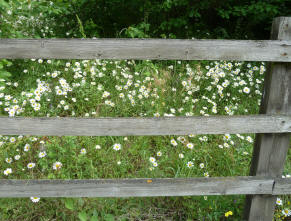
0, 177, 289, 197
273, 178, 291, 195
0, 177, 275, 197
244, 17, 291, 221
0, 115, 290, 136
0, 39, 290, 61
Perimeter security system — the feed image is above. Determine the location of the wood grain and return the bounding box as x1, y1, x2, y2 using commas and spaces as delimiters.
0, 177, 289, 198
273, 178, 291, 195
0, 38, 290, 61
0, 115, 290, 136
244, 17, 291, 221
0, 177, 278, 198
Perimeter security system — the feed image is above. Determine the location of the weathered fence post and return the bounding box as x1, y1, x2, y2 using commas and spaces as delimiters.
243, 17, 291, 221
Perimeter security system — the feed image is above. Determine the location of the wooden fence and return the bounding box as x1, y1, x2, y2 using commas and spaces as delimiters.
0, 17, 290, 220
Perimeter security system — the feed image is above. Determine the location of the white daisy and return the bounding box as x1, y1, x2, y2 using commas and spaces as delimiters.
282, 208, 291, 216
27, 162, 36, 169
30, 197, 40, 203
187, 143, 194, 149
5, 158, 13, 164
113, 143, 121, 151
276, 198, 283, 205
243, 87, 250, 94
187, 161, 194, 168
149, 157, 156, 163
80, 148, 87, 154
53, 162, 62, 170
38, 151, 47, 158
170, 139, 178, 146
4, 168, 12, 176
24, 144, 30, 152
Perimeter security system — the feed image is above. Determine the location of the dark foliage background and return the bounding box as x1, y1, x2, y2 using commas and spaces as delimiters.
69, 0, 291, 39
0, 0, 290, 39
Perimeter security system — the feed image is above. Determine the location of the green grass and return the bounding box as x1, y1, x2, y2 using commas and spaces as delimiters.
0, 58, 290, 220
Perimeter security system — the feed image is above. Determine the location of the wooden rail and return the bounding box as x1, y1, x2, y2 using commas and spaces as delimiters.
0, 16, 290, 221
0, 115, 290, 136
0, 177, 289, 198
0, 38, 290, 61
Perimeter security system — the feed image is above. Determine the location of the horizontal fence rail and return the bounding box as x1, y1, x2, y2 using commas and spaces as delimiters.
0, 177, 289, 198
0, 39, 290, 61
0, 115, 290, 136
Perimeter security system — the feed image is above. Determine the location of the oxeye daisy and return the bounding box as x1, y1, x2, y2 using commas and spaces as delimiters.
80, 148, 87, 154
199, 163, 205, 169
154, 113, 160, 117
187, 161, 194, 168
9, 137, 16, 143
95, 145, 101, 149
24, 144, 30, 152
177, 136, 186, 143
181, 81, 187, 87
170, 139, 178, 146
53, 162, 62, 170
27, 162, 36, 169
282, 208, 291, 216
246, 136, 253, 143
276, 198, 283, 205
243, 87, 250, 94
113, 143, 121, 151
179, 153, 184, 158
4, 168, 12, 176
30, 197, 40, 203
149, 157, 156, 163
5, 158, 13, 164
224, 134, 231, 140
187, 143, 194, 149
56, 89, 62, 95
38, 151, 47, 158
157, 151, 162, 157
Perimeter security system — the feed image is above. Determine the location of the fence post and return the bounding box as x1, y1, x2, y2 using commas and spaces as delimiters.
243, 17, 291, 221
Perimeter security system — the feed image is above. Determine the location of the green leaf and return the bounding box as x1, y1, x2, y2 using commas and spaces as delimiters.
0, 0, 9, 9
5, 61, 12, 67
64, 199, 74, 210
144, 71, 151, 77
47, 173, 55, 179
0, 70, 11, 78
104, 214, 114, 221
78, 211, 88, 221
90, 215, 99, 221
78, 198, 85, 207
